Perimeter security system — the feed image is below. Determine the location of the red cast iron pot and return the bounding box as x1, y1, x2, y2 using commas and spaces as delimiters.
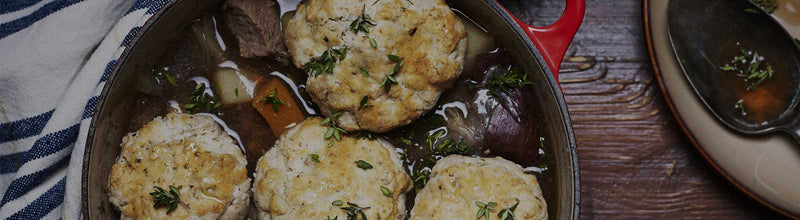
82, 0, 585, 219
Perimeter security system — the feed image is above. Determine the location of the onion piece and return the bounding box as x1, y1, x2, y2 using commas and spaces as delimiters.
213, 67, 255, 106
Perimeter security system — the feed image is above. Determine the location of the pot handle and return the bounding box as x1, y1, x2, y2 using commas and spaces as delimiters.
494, 0, 585, 82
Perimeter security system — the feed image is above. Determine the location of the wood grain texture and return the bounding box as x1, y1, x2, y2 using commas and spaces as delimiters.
499, 0, 788, 219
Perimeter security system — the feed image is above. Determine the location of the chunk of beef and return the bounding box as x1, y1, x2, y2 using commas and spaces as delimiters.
223, 0, 287, 58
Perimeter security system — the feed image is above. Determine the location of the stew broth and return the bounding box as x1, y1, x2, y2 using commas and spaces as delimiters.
125, 5, 554, 218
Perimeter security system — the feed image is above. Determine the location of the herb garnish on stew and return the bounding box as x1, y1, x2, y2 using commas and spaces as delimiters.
381, 55, 403, 92
486, 67, 533, 95
341, 202, 370, 220
149, 185, 189, 214
359, 95, 373, 110
497, 199, 520, 220
183, 82, 221, 113
258, 90, 285, 112
720, 47, 774, 91
321, 111, 348, 146
305, 46, 348, 77
475, 201, 497, 220
355, 160, 373, 170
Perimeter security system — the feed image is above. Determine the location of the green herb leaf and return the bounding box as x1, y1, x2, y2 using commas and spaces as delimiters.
340, 202, 370, 220
149, 185, 190, 214
719, 46, 774, 91
183, 82, 220, 113
406, 127, 473, 193
380, 185, 393, 197
380, 55, 404, 92
720, 65, 735, 71
259, 90, 286, 112
387, 55, 402, 62
486, 67, 533, 95
305, 47, 348, 77
334, 127, 343, 141
322, 111, 347, 144
381, 77, 396, 92
153, 68, 178, 86
475, 200, 497, 220
359, 66, 370, 77
356, 160, 373, 170
497, 200, 520, 220
359, 95, 373, 110
734, 99, 747, 116
395, 137, 412, 145
325, 127, 335, 139
332, 200, 344, 206
355, 131, 377, 140
350, 13, 376, 34
409, 164, 431, 193
164, 72, 177, 86
369, 38, 377, 48
310, 154, 320, 163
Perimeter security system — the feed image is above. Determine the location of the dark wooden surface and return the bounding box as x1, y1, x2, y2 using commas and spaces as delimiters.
499, 0, 787, 219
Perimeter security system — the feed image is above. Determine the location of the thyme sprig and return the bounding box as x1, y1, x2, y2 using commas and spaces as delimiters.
497, 200, 520, 220
341, 202, 370, 220
149, 185, 190, 214
409, 166, 431, 193
475, 201, 498, 220
184, 82, 221, 113
350, 13, 376, 34
349, 8, 378, 48
381, 55, 403, 92
321, 111, 348, 146
305, 46, 348, 77
426, 130, 471, 158
407, 126, 472, 193
258, 90, 285, 112
486, 67, 533, 95
720, 48, 774, 91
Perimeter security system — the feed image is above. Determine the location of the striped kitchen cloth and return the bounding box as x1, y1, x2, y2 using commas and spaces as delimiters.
0, 0, 172, 219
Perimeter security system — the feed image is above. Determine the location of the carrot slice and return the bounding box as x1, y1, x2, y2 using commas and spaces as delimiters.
252, 77, 306, 137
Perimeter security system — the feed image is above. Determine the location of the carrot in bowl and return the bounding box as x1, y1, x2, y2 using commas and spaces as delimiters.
252, 77, 305, 137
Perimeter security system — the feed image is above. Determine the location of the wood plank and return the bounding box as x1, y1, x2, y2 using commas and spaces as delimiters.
500, 0, 787, 218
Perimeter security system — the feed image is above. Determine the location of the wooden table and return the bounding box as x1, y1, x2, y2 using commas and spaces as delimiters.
500, 0, 786, 218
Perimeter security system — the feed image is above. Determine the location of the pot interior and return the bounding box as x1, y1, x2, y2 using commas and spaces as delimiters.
83, 0, 577, 219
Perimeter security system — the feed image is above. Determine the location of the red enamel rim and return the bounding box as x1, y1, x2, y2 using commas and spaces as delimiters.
493, 0, 586, 83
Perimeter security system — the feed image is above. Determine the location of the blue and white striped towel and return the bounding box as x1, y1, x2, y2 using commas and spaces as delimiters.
0, 0, 171, 219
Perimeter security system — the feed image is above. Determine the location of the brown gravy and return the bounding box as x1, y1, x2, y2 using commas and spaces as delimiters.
126, 5, 553, 218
